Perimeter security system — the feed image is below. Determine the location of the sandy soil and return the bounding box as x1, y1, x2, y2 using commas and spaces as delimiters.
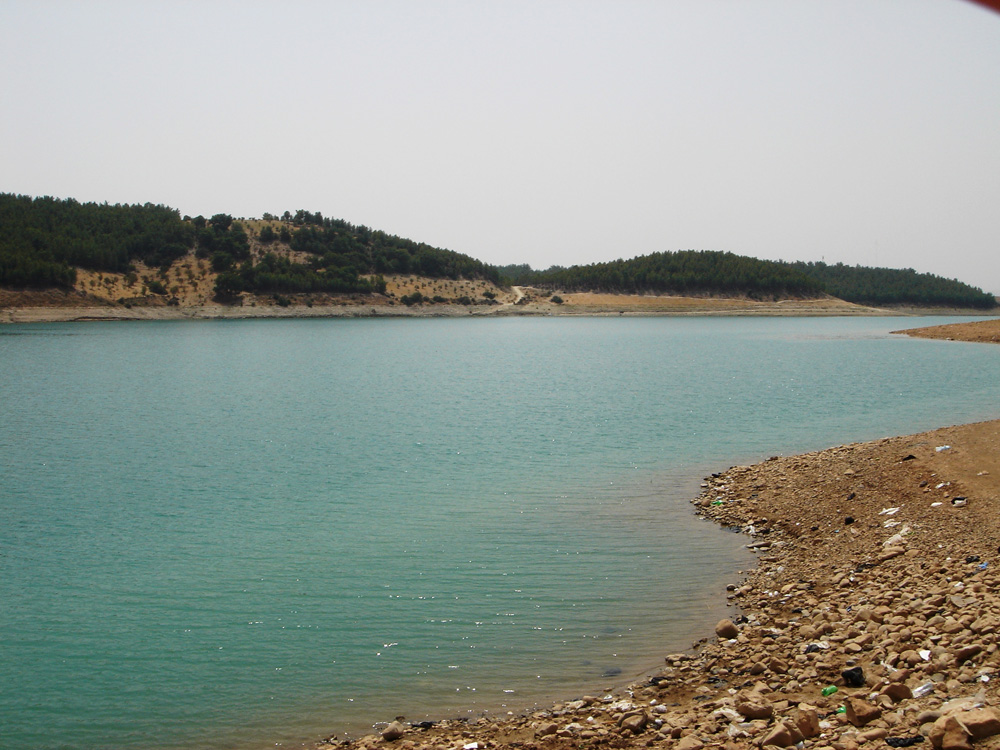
894, 319, 1000, 345
315, 418, 1000, 750
0, 283, 936, 323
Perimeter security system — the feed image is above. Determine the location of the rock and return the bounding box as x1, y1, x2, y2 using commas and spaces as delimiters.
918, 710, 943, 725
535, 722, 558, 737
676, 734, 705, 750
716, 619, 739, 639
952, 644, 982, 664
930, 715, 973, 750
381, 721, 406, 741
793, 706, 821, 738
620, 713, 647, 734
881, 682, 913, 702
736, 692, 774, 720
955, 708, 1000, 740
845, 696, 881, 727
758, 721, 802, 748
860, 727, 888, 743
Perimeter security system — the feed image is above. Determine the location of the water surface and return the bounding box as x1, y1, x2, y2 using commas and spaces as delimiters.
1, 316, 998, 749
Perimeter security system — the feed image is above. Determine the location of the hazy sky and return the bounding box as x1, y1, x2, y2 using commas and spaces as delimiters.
3, 1, 999, 292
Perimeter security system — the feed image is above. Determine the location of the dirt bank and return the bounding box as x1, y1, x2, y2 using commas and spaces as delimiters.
0, 295, 939, 323
894, 319, 1000, 344
316, 418, 1000, 750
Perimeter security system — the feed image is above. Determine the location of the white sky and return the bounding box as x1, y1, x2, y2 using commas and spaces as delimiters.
3, 0, 999, 292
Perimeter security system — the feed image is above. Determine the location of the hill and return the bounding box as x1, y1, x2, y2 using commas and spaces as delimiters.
499, 250, 825, 300
787, 260, 996, 309
0, 194, 504, 309
1, 193, 995, 317
502, 252, 996, 309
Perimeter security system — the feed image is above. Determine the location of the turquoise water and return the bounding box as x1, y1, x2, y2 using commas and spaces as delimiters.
2, 316, 999, 749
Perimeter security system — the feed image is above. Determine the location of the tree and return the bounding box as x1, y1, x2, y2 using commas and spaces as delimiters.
210, 213, 233, 232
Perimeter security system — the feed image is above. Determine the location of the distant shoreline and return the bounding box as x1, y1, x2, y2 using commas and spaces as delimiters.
2, 298, 995, 324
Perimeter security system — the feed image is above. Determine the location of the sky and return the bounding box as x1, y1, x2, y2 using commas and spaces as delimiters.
3, 1, 999, 293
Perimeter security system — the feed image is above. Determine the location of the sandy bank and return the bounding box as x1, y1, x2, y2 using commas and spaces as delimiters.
894, 319, 1000, 345
0, 298, 978, 324
315, 418, 1000, 750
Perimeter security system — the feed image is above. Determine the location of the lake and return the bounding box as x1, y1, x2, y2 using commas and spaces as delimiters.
1, 315, 998, 749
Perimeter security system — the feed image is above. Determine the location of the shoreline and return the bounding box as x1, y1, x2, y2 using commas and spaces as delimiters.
315, 418, 1000, 750
894, 318, 1000, 345
1, 301, 995, 324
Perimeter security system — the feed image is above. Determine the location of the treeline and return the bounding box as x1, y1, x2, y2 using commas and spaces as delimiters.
0, 193, 194, 288
503, 251, 826, 298
787, 261, 996, 309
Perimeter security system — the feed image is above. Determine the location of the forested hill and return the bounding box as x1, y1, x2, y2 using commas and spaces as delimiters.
786, 261, 996, 309
2, 194, 994, 310
501, 251, 997, 309
0, 194, 500, 296
500, 251, 826, 299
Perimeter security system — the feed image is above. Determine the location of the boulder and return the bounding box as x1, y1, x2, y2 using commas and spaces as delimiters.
793, 706, 821, 738
845, 696, 881, 727
758, 721, 802, 748
676, 734, 705, 750
953, 644, 983, 664
735, 692, 774, 720
956, 709, 1000, 740
620, 712, 647, 734
881, 683, 913, 702
535, 722, 558, 737
930, 715, 973, 750
716, 619, 739, 639
381, 721, 406, 741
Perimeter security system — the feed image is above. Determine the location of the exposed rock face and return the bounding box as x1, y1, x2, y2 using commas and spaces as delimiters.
316, 420, 1000, 750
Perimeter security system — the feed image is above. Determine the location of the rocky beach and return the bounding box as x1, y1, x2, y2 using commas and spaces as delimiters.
316, 417, 1000, 750
893, 320, 1000, 345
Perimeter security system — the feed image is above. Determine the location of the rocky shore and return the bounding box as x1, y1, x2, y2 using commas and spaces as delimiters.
894, 319, 1000, 345
316, 418, 1000, 750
